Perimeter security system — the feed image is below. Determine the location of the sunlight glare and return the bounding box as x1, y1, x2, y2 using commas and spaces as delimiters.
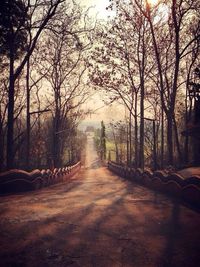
147, 0, 159, 7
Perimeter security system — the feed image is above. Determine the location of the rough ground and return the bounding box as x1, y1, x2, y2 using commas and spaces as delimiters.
0, 137, 200, 267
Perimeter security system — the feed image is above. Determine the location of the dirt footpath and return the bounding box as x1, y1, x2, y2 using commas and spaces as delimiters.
0, 137, 200, 267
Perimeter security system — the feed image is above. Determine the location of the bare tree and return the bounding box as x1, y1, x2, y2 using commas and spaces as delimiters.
5, 0, 64, 169
90, 0, 153, 168
38, 3, 94, 167
134, 0, 200, 166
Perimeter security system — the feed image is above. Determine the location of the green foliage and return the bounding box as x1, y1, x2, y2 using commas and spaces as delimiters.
93, 122, 107, 160
93, 128, 101, 151
106, 141, 117, 161
100, 121, 106, 160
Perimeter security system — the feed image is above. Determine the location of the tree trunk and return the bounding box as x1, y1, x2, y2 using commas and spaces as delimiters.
52, 93, 61, 168
115, 145, 119, 163
37, 117, 42, 168
7, 51, 15, 169
53, 115, 60, 168
153, 120, 157, 170
129, 111, 132, 165
26, 58, 30, 170
173, 117, 182, 166
126, 124, 129, 165
167, 112, 174, 166
184, 90, 189, 165
134, 96, 138, 168
139, 85, 144, 169
112, 128, 119, 163
0, 123, 4, 171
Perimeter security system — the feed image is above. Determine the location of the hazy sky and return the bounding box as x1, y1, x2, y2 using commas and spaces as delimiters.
79, 0, 120, 125
81, 0, 115, 19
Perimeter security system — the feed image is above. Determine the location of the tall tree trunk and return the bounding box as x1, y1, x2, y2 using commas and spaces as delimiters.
52, 92, 61, 168
7, 51, 15, 169
53, 114, 60, 168
126, 123, 129, 165
161, 108, 164, 168
153, 120, 157, 170
36, 88, 42, 168
115, 145, 119, 163
112, 128, 119, 163
26, 57, 30, 170
134, 96, 138, 168
138, 26, 145, 169
0, 123, 4, 171
37, 116, 42, 168
139, 84, 144, 169
173, 117, 182, 166
129, 111, 132, 165
167, 112, 174, 166
184, 85, 189, 165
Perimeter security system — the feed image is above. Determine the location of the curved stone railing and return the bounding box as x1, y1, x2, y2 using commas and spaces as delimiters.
0, 161, 81, 194
108, 161, 200, 208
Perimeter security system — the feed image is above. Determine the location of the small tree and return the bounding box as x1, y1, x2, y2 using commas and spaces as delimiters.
100, 121, 106, 160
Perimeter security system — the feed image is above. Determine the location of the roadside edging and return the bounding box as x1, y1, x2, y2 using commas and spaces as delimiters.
0, 162, 81, 194
108, 161, 200, 208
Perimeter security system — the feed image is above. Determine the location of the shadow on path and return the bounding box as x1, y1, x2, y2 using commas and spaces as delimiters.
0, 138, 200, 267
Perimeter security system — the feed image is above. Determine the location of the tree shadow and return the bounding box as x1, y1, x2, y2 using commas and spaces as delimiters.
161, 200, 180, 267
1, 172, 200, 267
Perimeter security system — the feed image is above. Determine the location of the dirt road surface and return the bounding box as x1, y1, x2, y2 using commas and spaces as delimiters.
0, 136, 200, 267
